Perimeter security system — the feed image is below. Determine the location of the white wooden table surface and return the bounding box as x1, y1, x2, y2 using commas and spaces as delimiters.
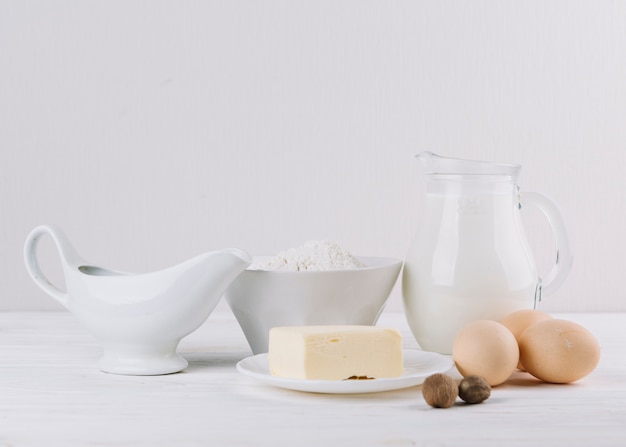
1, 310, 624, 447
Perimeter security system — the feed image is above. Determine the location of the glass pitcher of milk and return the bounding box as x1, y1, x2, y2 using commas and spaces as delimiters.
402, 152, 572, 354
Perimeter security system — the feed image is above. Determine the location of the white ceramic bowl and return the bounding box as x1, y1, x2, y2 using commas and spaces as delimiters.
224, 256, 403, 354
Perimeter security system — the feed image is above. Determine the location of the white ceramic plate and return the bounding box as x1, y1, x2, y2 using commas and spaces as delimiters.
236, 349, 454, 394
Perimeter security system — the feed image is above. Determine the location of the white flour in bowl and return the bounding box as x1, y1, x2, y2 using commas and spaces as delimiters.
251, 241, 365, 271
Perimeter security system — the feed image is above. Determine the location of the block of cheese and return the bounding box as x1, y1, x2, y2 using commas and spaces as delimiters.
268, 325, 404, 380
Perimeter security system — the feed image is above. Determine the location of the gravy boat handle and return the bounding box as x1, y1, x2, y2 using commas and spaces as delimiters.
24, 225, 71, 307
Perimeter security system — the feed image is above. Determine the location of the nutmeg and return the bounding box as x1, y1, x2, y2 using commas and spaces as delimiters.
458, 375, 491, 404
422, 373, 458, 408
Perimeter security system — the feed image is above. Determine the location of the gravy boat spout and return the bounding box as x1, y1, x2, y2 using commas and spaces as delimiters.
24, 225, 252, 375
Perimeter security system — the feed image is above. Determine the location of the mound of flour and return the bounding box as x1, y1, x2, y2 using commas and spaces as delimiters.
251, 241, 365, 271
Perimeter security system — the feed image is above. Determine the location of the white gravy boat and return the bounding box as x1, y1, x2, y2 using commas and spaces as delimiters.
24, 224, 252, 375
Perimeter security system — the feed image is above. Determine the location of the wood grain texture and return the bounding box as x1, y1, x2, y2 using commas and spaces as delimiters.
1, 311, 624, 446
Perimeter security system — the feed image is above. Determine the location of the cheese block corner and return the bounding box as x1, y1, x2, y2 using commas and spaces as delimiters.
268, 325, 403, 380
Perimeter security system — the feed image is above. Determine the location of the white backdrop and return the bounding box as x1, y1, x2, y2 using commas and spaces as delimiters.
2, 0, 625, 313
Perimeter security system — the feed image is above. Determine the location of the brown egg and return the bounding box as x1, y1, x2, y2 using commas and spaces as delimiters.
518, 319, 601, 384
500, 309, 553, 340
452, 320, 519, 386
500, 309, 553, 370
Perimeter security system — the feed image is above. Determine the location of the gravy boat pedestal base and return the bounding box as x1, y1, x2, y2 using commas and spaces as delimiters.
98, 342, 188, 376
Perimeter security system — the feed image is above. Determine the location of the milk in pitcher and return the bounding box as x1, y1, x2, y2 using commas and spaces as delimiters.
403, 189, 538, 354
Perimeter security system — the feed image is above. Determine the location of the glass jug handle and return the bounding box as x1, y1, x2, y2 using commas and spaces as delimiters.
521, 192, 573, 299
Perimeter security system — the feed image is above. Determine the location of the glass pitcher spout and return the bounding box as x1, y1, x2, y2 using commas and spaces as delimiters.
416, 151, 521, 178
